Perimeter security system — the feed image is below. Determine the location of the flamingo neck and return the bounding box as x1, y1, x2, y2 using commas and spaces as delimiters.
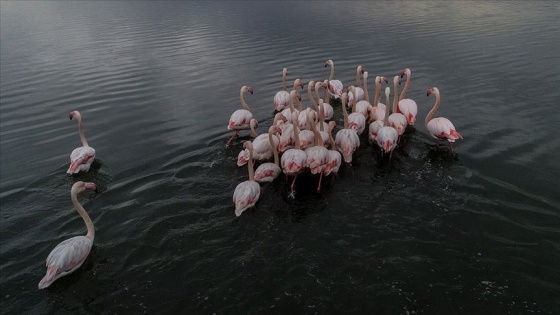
356, 68, 362, 86
308, 85, 318, 110
269, 129, 279, 166
240, 90, 250, 110
293, 114, 301, 149
364, 77, 370, 103
322, 85, 329, 103
71, 189, 94, 240
328, 125, 336, 150
373, 81, 380, 107
328, 63, 334, 80
314, 86, 322, 105
341, 97, 349, 129
247, 146, 255, 181
308, 114, 322, 147
425, 91, 440, 127
282, 71, 287, 91
400, 73, 411, 101
318, 103, 325, 132
77, 117, 89, 147
296, 96, 303, 112
393, 80, 399, 114
250, 122, 258, 137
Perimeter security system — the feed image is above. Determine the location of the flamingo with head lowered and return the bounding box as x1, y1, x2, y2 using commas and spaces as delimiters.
227, 85, 256, 147
39, 181, 98, 289
233, 141, 260, 216
67, 111, 96, 174
425, 87, 463, 153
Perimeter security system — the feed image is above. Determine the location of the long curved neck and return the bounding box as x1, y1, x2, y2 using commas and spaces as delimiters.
282, 71, 287, 91
364, 77, 370, 103
269, 130, 279, 166
250, 121, 258, 137
247, 146, 255, 181
373, 80, 380, 107
319, 103, 325, 132
314, 85, 322, 104
400, 73, 411, 100
328, 124, 336, 150
425, 92, 440, 127
71, 189, 94, 239
393, 80, 399, 114
356, 68, 362, 86
328, 63, 334, 80
323, 86, 329, 104
308, 84, 318, 110
296, 95, 303, 112
341, 97, 349, 129
77, 117, 89, 147
351, 91, 357, 112
240, 90, 250, 110
308, 115, 322, 146
293, 114, 301, 149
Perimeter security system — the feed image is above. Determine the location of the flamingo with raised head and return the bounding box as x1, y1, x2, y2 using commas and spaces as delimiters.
425, 87, 463, 153
316, 81, 334, 121
281, 110, 307, 192
352, 71, 372, 119
335, 93, 360, 163
67, 111, 96, 174
398, 68, 418, 125
278, 91, 303, 152
227, 85, 255, 146
368, 76, 388, 122
388, 76, 407, 139
324, 121, 342, 176
304, 111, 329, 193
233, 141, 260, 216
324, 59, 344, 99
273, 68, 289, 111
254, 126, 282, 183
348, 65, 365, 106
347, 90, 366, 135
39, 181, 97, 289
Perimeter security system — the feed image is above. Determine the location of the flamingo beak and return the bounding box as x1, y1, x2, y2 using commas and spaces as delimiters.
69, 112, 74, 120
426, 89, 432, 97
383, 77, 388, 84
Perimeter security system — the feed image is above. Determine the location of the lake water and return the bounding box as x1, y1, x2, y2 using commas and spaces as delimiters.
1, 1, 559, 314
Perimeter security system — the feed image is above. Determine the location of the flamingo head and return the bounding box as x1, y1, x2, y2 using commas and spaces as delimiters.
427, 87, 439, 97
381, 76, 388, 84
293, 78, 305, 90
393, 75, 400, 85
250, 118, 258, 129
68, 110, 81, 120
357, 65, 364, 74
363, 71, 369, 80
324, 60, 333, 68
400, 68, 411, 79
307, 80, 316, 90
72, 181, 98, 194
282, 68, 288, 76
241, 85, 253, 95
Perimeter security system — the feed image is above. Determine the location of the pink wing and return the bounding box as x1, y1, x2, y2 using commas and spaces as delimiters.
376, 127, 399, 153
426, 117, 463, 142
273, 91, 290, 112
254, 163, 281, 183
39, 235, 93, 289
68, 146, 96, 174
328, 80, 344, 99
228, 109, 253, 130
397, 99, 418, 125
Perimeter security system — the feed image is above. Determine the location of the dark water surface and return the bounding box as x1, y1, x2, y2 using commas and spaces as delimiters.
1, 1, 559, 314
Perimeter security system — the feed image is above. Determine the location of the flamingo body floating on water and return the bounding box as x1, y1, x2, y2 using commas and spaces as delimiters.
281, 111, 307, 192
398, 68, 418, 125
425, 87, 463, 152
39, 181, 97, 289
348, 65, 365, 105
335, 93, 360, 163
67, 111, 96, 174
388, 77, 407, 138
233, 141, 260, 216
324, 60, 343, 99
254, 126, 282, 183
227, 86, 255, 146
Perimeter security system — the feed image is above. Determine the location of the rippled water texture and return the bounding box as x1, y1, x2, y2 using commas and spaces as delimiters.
1, 1, 559, 313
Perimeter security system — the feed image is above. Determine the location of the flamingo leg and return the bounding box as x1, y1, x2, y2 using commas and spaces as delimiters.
226, 130, 240, 147
290, 174, 298, 192
317, 172, 324, 193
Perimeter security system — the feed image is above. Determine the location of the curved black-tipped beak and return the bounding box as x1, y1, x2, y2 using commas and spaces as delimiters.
426, 89, 432, 97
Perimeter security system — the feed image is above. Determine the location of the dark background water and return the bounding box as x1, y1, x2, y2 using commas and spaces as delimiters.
1, 1, 559, 314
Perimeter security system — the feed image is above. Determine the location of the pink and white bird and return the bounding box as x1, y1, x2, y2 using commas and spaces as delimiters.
425, 87, 463, 153
324, 121, 342, 176
254, 126, 282, 183
274, 68, 305, 112
39, 181, 97, 289
233, 141, 260, 216
227, 85, 255, 147
368, 75, 388, 123
398, 68, 418, 125
316, 81, 334, 121
324, 59, 344, 99
376, 95, 399, 160
304, 111, 329, 193
237, 119, 275, 166
347, 65, 365, 106
281, 111, 307, 192
67, 111, 96, 174
335, 93, 360, 163
388, 76, 407, 139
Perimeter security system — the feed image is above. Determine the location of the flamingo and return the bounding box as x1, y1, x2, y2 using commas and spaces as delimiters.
237, 118, 277, 166
316, 101, 331, 147
278, 91, 303, 152
38, 181, 98, 289
347, 90, 366, 135
67, 111, 96, 174
353, 71, 373, 119
227, 85, 255, 147
335, 93, 360, 163
254, 126, 282, 183
368, 75, 388, 122
281, 110, 307, 192
304, 111, 329, 193
388, 76, 407, 139
324, 121, 342, 176
376, 93, 399, 160
398, 68, 418, 125
316, 81, 334, 121
348, 65, 365, 106
324, 59, 344, 99
275, 73, 305, 112
425, 87, 463, 153
233, 141, 260, 216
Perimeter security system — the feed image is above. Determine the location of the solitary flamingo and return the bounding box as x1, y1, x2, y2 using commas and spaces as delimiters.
39, 181, 98, 289
227, 85, 255, 147
324, 59, 343, 99
425, 87, 463, 153
254, 126, 282, 183
398, 68, 418, 125
67, 111, 96, 174
335, 93, 360, 163
233, 141, 260, 216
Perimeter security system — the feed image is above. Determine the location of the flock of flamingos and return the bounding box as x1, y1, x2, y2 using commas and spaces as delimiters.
228, 60, 463, 217
38, 60, 462, 290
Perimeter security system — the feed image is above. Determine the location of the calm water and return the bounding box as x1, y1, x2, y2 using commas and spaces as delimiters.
1, 1, 559, 314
